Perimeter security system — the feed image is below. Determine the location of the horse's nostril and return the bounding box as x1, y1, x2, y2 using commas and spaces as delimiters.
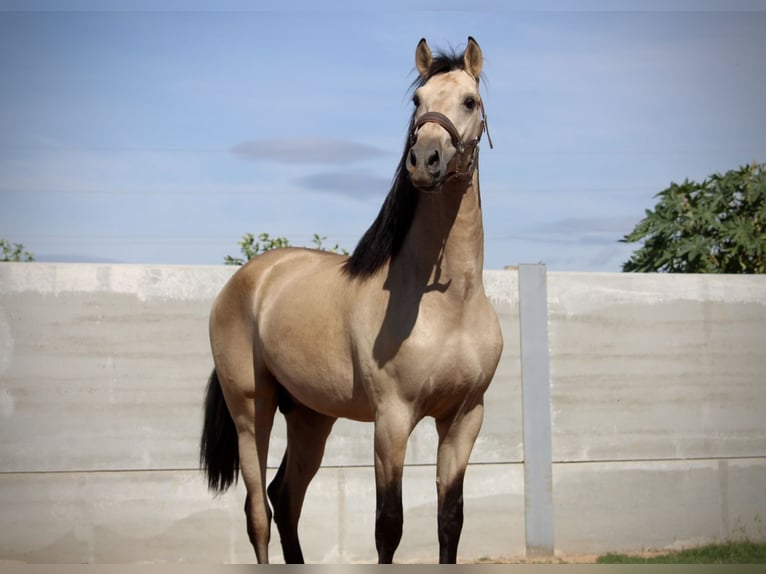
427, 150, 439, 167
409, 149, 417, 167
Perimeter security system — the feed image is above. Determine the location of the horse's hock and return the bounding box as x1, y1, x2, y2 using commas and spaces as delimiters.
1, 263, 765, 562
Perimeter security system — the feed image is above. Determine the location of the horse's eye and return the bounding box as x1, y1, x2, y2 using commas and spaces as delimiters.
412, 95, 420, 108
464, 96, 476, 110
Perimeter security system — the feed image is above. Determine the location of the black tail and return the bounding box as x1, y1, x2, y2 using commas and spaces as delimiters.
200, 369, 239, 493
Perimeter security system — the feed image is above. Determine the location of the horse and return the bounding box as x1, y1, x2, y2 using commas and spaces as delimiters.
200, 36, 503, 564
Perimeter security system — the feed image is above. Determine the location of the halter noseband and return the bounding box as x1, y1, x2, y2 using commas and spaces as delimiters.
409, 100, 493, 184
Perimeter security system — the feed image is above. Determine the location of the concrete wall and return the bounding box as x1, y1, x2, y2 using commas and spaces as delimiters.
0, 263, 764, 563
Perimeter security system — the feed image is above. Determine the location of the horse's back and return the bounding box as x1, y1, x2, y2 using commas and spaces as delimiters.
212, 247, 345, 320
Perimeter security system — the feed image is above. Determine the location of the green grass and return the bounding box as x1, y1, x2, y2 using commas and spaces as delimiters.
597, 540, 766, 564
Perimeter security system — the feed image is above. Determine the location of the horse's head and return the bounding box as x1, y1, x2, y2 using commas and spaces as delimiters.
406, 37, 490, 192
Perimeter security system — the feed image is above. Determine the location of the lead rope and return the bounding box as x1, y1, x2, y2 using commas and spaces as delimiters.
480, 99, 494, 150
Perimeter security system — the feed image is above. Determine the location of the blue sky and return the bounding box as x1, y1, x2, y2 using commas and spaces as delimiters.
1, 1, 765, 270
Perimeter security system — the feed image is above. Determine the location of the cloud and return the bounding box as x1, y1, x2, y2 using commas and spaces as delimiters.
296, 169, 390, 200
231, 138, 387, 165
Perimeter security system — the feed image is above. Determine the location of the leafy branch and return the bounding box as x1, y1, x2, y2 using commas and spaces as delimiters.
224, 232, 348, 265
1, 239, 34, 262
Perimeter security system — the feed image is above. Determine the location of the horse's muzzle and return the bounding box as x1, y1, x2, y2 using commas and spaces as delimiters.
407, 141, 450, 190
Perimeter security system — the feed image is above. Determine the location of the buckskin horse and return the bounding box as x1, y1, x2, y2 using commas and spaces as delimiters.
201, 36, 503, 564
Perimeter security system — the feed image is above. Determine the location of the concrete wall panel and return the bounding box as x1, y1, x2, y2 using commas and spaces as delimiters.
0, 291, 215, 472
0, 470, 246, 563
553, 460, 730, 555
547, 273, 766, 462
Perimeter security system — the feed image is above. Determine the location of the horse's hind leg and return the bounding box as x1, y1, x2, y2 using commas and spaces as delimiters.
268, 400, 336, 563
225, 381, 278, 563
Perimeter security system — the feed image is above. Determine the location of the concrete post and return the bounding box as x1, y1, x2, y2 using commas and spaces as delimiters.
518, 263, 555, 557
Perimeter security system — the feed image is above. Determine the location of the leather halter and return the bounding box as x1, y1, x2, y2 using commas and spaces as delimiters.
409, 100, 493, 184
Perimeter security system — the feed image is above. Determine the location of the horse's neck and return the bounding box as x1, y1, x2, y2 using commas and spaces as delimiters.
395, 170, 485, 300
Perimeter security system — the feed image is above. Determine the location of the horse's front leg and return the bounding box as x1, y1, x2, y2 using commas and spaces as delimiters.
373, 407, 414, 563
435, 398, 485, 564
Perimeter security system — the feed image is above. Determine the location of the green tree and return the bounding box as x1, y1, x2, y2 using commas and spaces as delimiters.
621, 162, 766, 273
224, 232, 348, 265
1, 239, 34, 262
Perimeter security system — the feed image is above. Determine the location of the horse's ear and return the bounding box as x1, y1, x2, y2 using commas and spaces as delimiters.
415, 38, 432, 78
464, 36, 482, 80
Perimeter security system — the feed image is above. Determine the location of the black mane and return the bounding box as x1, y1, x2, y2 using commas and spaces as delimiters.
342, 48, 468, 280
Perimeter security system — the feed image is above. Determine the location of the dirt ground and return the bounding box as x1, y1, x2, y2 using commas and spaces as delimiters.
465, 555, 598, 564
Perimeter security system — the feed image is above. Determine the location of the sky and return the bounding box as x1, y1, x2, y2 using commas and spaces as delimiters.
1, 1, 765, 271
